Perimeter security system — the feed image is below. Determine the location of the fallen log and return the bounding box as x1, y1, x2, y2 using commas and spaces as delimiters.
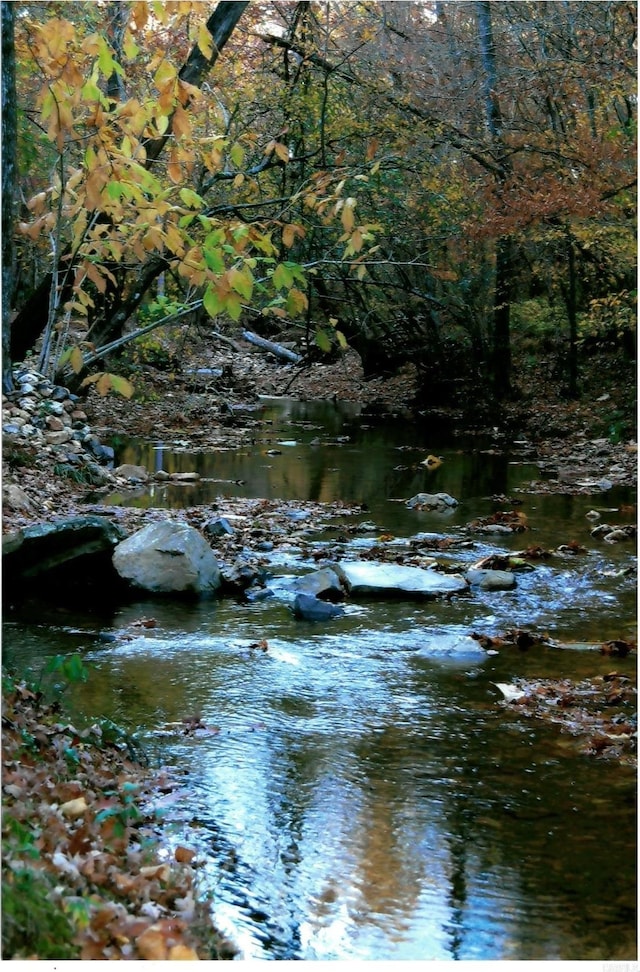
242, 330, 302, 363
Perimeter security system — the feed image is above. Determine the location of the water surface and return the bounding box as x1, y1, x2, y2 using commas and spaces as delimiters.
4, 398, 636, 960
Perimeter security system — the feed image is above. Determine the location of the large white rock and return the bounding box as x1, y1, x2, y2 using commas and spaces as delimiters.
113, 520, 221, 595
332, 560, 467, 598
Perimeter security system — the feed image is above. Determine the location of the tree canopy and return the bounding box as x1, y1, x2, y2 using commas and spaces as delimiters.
3, 0, 636, 400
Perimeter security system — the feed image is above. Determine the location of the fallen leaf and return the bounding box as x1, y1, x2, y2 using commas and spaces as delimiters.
494, 682, 526, 703
140, 864, 171, 881
169, 944, 200, 960
135, 925, 168, 961
60, 796, 88, 818
175, 845, 197, 864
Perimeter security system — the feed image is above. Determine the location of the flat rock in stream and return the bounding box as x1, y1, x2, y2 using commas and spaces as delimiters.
331, 561, 468, 598
414, 633, 487, 658
406, 492, 459, 511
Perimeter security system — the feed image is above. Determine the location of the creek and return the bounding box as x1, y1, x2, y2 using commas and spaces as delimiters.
3, 398, 637, 960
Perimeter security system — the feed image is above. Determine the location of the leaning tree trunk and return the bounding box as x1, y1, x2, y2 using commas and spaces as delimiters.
10, 0, 249, 366
2, 0, 17, 392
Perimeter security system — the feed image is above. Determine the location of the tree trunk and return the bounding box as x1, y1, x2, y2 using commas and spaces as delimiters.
492, 236, 513, 398
563, 229, 579, 397
2, 1, 16, 392
10, 0, 249, 365
475, 1, 513, 399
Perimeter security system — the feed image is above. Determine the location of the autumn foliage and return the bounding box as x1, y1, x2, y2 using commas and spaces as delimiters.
5, 1, 636, 400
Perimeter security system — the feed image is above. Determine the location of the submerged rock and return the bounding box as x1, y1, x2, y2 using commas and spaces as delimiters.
293, 593, 345, 621
331, 560, 467, 598
465, 567, 517, 590
414, 633, 487, 658
112, 520, 222, 595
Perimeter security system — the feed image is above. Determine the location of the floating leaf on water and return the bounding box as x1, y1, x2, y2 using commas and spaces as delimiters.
494, 682, 526, 703
420, 454, 443, 469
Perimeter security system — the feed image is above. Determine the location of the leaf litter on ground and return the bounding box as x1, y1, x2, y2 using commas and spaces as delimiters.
2, 672, 236, 960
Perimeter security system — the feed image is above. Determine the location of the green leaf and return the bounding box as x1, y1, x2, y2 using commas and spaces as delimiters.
203, 284, 225, 318
230, 143, 245, 167
109, 374, 135, 399
273, 263, 294, 290
179, 187, 205, 209
315, 329, 332, 352
204, 247, 225, 273
106, 181, 123, 201
229, 267, 253, 300
226, 294, 243, 320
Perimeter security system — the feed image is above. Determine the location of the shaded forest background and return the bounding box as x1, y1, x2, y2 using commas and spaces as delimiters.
2, 0, 636, 413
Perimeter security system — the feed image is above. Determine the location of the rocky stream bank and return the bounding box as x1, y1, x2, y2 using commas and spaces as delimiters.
2, 347, 637, 959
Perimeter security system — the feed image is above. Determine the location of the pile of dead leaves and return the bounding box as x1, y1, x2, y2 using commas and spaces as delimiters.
1, 672, 234, 960
468, 510, 529, 533
493, 669, 637, 766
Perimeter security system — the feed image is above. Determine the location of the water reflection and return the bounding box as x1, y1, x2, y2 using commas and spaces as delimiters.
4, 398, 636, 960
21, 617, 622, 961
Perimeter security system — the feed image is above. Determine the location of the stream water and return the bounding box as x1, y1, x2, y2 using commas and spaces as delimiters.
3, 398, 637, 960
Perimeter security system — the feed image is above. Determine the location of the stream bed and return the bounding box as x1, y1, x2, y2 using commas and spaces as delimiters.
3, 398, 637, 960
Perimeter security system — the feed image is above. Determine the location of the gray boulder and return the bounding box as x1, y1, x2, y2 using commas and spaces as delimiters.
113, 463, 149, 482
406, 492, 458, 510
292, 567, 344, 600
331, 560, 468, 598
3, 515, 126, 598
293, 593, 345, 621
112, 520, 221, 595
204, 516, 235, 539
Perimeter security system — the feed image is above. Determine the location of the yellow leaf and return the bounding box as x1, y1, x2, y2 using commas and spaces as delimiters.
286, 288, 308, 315
341, 198, 356, 233
165, 223, 185, 256
154, 59, 177, 89
421, 454, 443, 469
60, 797, 88, 818
169, 945, 200, 960
96, 373, 113, 396
70, 347, 85, 374
198, 21, 214, 59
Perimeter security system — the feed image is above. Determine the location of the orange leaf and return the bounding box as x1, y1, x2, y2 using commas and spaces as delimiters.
84, 262, 107, 294
169, 945, 200, 960
172, 105, 191, 139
